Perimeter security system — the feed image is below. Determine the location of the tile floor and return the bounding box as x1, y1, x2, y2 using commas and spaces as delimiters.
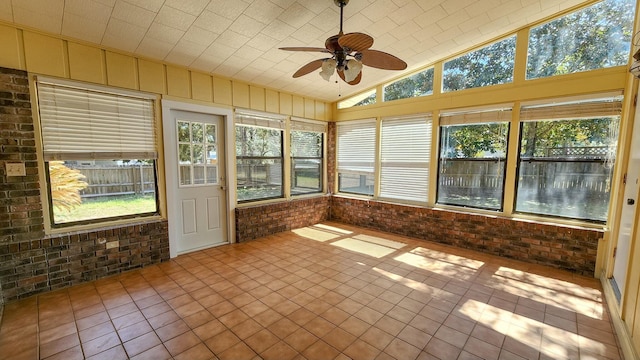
0, 222, 622, 360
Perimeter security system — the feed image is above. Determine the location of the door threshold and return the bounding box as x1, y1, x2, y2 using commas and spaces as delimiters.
177, 241, 229, 256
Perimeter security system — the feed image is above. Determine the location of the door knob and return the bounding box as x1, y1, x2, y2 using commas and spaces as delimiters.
628, 198, 635, 205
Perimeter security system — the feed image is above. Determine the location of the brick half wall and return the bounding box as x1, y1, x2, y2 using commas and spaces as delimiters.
330, 196, 601, 276
236, 196, 331, 242
0, 220, 169, 302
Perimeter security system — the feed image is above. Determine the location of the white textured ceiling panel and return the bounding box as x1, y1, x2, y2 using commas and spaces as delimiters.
3, 0, 590, 102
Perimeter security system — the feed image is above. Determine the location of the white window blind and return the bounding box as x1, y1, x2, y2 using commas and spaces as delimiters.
380, 115, 432, 202
37, 79, 156, 161
337, 119, 376, 176
291, 118, 327, 133
440, 106, 512, 125
520, 95, 623, 121
235, 109, 286, 129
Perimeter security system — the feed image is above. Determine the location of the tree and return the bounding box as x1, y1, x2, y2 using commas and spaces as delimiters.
443, 36, 516, 92
353, 93, 376, 107
384, 68, 434, 101
442, 123, 508, 158
49, 161, 88, 212
527, 0, 634, 79
235, 126, 282, 157
521, 118, 617, 157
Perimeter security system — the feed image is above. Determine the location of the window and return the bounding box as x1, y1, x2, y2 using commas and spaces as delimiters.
384, 68, 434, 102
527, 0, 635, 79
291, 119, 326, 196
380, 115, 432, 202
515, 96, 622, 221
437, 109, 511, 210
337, 89, 376, 109
442, 36, 516, 92
178, 121, 218, 185
337, 120, 376, 196
36, 78, 158, 227
235, 112, 285, 202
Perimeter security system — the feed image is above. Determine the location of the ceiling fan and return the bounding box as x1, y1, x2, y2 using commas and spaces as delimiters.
279, 0, 407, 85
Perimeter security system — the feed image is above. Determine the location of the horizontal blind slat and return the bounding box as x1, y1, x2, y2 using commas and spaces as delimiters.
440, 109, 512, 125
337, 120, 376, 174
520, 99, 622, 121
37, 81, 157, 159
380, 115, 432, 202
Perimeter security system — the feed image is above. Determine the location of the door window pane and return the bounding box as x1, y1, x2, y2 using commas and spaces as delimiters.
178, 121, 218, 186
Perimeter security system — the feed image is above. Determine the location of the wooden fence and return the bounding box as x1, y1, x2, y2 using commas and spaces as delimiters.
439, 158, 612, 197
69, 165, 155, 198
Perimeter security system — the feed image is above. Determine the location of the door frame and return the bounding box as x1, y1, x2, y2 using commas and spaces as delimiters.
161, 100, 236, 258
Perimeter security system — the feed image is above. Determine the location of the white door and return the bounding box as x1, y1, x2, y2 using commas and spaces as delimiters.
612, 101, 640, 301
165, 109, 228, 255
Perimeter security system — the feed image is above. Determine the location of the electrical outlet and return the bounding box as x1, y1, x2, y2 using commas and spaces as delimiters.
6, 163, 26, 177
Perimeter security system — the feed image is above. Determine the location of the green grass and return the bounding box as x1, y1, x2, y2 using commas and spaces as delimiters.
54, 194, 157, 224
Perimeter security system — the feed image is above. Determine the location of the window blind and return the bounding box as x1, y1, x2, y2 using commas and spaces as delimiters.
337, 119, 376, 176
235, 109, 286, 129
37, 80, 157, 161
291, 118, 327, 133
440, 106, 512, 125
380, 115, 432, 202
520, 96, 623, 121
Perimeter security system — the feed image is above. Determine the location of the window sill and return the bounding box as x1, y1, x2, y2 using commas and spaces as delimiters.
45, 214, 165, 236
236, 193, 330, 208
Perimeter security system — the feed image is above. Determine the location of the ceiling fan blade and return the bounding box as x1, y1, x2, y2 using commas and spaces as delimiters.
360, 49, 407, 70
337, 69, 362, 85
338, 32, 374, 52
293, 59, 324, 78
279, 47, 331, 53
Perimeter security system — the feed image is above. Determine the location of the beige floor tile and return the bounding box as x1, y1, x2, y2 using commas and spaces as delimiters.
0, 222, 623, 360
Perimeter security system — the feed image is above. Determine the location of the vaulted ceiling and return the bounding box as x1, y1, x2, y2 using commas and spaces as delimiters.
0, 0, 588, 102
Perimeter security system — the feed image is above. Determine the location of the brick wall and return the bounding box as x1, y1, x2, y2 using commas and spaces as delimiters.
0, 67, 169, 304
327, 122, 336, 194
0, 221, 169, 302
0, 67, 44, 245
330, 196, 601, 276
236, 196, 330, 242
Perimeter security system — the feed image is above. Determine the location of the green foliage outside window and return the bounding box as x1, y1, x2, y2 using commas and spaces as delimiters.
527, 0, 635, 79
353, 92, 376, 107
441, 123, 509, 158
443, 36, 516, 92
384, 68, 434, 102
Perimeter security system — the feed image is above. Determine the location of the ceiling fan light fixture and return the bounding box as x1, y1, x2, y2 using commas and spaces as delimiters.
320, 59, 337, 81
344, 59, 362, 82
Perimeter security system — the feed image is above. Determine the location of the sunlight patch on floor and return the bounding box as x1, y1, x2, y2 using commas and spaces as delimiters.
372, 267, 441, 296
352, 234, 406, 249
292, 226, 341, 242
312, 223, 353, 235
394, 252, 478, 280
411, 247, 485, 269
331, 238, 399, 258
489, 267, 604, 319
458, 298, 614, 359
